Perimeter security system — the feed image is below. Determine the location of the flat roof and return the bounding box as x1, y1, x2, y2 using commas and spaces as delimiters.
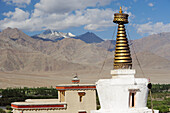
11, 101, 67, 109
56, 84, 95, 86
56, 84, 96, 90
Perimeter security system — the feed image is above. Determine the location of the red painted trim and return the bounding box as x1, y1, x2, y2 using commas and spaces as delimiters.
79, 112, 86, 113
11, 104, 65, 108
56, 86, 96, 90
72, 80, 80, 82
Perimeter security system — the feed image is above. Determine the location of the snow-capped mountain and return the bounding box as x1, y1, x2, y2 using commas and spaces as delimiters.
32, 29, 104, 43
32, 29, 76, 41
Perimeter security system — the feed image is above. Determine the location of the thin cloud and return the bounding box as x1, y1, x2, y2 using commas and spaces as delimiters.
148, 3, 154, 7
35, 0, 112, 14
0, 8, 115, 31
0, 0, 134, 32
3, 0, 31, 7
136, 22, 170, 35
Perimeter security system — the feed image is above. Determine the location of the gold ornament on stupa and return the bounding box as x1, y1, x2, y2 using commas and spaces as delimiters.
113, 7, 132, 69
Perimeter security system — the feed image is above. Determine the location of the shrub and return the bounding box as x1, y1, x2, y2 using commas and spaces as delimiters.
6, 105, 12, 110
0, 108, 6, 113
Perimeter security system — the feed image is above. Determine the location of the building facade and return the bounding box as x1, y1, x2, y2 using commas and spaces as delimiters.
11, 78, 96, 113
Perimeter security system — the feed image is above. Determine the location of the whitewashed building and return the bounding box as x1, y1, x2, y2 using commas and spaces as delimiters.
91, 7, 159, 113
11, 76, 96, 113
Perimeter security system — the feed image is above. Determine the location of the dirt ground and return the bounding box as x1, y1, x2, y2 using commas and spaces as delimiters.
0, 68, 169, 88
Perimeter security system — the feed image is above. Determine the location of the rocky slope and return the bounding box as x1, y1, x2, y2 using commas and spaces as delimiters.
131, 32, 170, 60
75, 32, 104, 43
0, 27, 170, 72
0, 28, 111, 72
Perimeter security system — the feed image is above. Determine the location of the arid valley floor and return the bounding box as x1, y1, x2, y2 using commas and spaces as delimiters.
0, 68, 170, 88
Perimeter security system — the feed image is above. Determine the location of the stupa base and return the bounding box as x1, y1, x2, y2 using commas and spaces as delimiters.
91, 107, 159, 113
91, 69, 159, 113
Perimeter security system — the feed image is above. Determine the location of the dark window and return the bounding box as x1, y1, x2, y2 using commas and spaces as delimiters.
132, 93, 135, 107
80, 96, 82, 102
129, 92, 136, 108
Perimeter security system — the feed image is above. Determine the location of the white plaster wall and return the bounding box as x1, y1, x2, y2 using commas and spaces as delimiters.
91, 108, 159, 113
135, 78, 149, 108
91, 69, 159, 113
25, 99, 59, 103
96, 77, 137, 110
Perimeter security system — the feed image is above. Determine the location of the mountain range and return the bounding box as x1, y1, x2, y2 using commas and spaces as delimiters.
32, 29, 104, 43
0, 27, 110, 72
0, 27, 170, 87
0, 27, 170, 72
32, 29, 76, 42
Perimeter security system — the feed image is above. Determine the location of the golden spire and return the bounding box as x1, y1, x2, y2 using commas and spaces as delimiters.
113, 7, 132, 69
119, 6, 122, 13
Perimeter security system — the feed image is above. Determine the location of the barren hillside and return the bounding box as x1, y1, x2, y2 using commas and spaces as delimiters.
0, 28, 170, 88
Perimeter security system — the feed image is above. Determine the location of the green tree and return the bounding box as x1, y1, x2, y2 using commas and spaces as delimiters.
0, 108, 6, 113
6, 105, 12, 110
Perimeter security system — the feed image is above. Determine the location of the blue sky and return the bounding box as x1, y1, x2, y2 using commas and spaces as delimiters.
0, 0, 170, 40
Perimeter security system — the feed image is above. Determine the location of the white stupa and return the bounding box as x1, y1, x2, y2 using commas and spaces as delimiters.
91, 7, 159, 113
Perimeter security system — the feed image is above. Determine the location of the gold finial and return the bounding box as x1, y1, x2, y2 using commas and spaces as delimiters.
113, 7, 132, 69
119, 6, 122, 13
